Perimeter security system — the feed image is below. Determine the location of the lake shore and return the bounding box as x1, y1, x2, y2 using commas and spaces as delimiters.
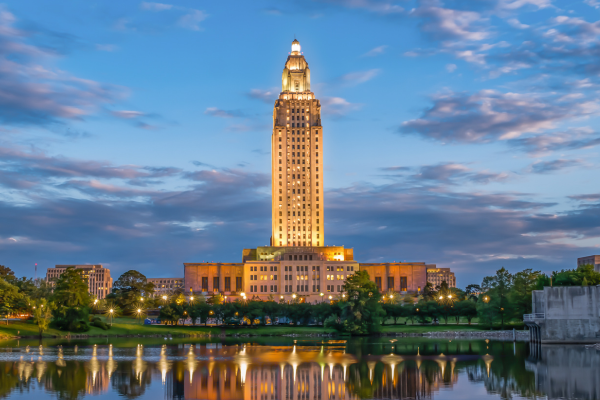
0, 318, 526, 340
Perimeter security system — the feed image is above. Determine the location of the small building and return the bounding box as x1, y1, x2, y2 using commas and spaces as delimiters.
147, 278, 184, 298
426, 267, 456, 288
46, 264, 113, 299
577, 255, 600, 272
524, 286, 600, 343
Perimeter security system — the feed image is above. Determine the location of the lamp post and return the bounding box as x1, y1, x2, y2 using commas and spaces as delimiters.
320, 293, 324, 303
109, 309, 114, 326
162, 295, 168, 305
136, 308, 142, 325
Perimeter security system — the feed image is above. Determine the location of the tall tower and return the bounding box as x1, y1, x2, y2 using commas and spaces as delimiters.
271, 39, 323, 247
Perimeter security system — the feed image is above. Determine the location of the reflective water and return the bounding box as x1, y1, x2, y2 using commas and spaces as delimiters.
0, 336, 597, 399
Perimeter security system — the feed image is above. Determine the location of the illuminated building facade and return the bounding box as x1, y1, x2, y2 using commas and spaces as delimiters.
184, 40, 444, 302
272, 39, 323, 248
147, 277, 184, 297
46, 264, 113, 299
426, 268, 456, 288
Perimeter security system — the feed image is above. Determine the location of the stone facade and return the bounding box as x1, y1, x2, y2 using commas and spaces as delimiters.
426, 267, 456, 288
272, 39, 323, 247
577, 255, 600, 272
147, 278, 184, 297
46, 264, 113, 299
184, 246, 428, 304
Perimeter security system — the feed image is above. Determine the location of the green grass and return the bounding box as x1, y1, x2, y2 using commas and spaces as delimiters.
0, 317, 336, 339
0, 316, 524, 339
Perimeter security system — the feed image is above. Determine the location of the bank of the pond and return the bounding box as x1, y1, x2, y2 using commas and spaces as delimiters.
0, 318, 525, 339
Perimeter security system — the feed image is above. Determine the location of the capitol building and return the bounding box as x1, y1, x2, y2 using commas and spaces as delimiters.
184, 40, 449, 303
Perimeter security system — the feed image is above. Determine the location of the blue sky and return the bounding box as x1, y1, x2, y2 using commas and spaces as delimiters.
1, 0, 599, 286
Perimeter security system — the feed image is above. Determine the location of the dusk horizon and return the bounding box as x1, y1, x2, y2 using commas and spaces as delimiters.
1, 0, 600, 287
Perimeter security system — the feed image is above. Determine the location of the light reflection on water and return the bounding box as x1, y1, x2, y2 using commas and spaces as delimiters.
0, 338, 597, 400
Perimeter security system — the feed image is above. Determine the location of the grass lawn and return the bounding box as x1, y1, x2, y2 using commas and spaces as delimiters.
0, 317, 336, 339
0, 316, 524, 339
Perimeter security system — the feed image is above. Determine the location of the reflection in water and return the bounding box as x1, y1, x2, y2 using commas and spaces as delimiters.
0, 339, 597, 399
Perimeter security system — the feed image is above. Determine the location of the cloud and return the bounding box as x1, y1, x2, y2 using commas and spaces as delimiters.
507, 18, 529, 29
362, 45, 387, 57
508, 128, 600, 155
0, 6, 126, 127
414, 163, 509, 184
320, 97, 362, 116
446, 63, 457, 72
0, 145, 181, 190
178, 10, 207, 31
497, 0, 552, 9
112, 110, 146, 119
140, 2, 174, 11
319, 0, 403, 14
339, 69, 381, 85
529, 159, 585, 174
247, 88, 278, 103
204, 107, 245, 118
585, 0, 600, 8
401, 90, 599, 144
96, 44, 118, 52
413, 5, 489, 43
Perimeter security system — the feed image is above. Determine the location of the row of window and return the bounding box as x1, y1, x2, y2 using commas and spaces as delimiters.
249, 266, 278, 272
326, 275, 346, 281
249, 285, 278, 293
250, 275, 278, 281
283, 285, 316, 293
373, 276, 409, 291
200, 276, 242, 292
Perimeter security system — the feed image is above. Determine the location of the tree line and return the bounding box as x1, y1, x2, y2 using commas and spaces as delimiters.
1, 263, 598, 336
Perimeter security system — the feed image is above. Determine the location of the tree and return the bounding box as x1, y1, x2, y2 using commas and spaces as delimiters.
112, 270, 155, 311
329, 270, 385, 335
454, 300, 477, 324
51, 267, 92, 332
536, 264, 600, 288
465, 284, 481, 301
159, 304, 185, 325
33, 299, 53, 338
509, 269, 540, 320
0, 265, 15, 282
422, 282, 436, 301
0, 278, 26, 324
478, 267, 513, 329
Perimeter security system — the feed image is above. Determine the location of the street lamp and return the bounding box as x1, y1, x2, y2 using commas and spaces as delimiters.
140, 297, 144, 302
136, 308, 142, 324
328, 295, 332, 300
109, 309, 114, 326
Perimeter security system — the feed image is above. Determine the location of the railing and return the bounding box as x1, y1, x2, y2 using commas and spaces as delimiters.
523, 313, 545, 321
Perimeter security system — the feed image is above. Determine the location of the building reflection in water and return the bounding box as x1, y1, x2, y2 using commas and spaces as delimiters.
2, 341, 596, 400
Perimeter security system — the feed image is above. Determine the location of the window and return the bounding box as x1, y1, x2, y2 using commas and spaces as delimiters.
375, 277, 382, 290
388, 276, 394, 291
224, 277, 231, 292
401, 276, 408, 292
202, 277, 208, 291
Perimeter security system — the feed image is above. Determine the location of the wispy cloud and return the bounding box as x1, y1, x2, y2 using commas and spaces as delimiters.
401, 90, 599, 144
339, 69, 381, 85
247, 88, 278, 103
362, 45, 387, 57
204, 107, 244, 118
320, 97, 362, 116
529, 159, 585, 174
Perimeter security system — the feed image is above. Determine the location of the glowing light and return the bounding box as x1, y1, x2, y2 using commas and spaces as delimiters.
329, 295, 332, 299
109, 309, 114, 313
291, 40, 301, 53
240, 292, 245, 297
162, 295, 167, 300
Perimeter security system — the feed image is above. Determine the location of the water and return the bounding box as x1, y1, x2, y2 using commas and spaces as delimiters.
0, 336, 597, 399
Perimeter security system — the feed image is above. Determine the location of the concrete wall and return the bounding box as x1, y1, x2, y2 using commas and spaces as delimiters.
526, 345, 600, 399
532, 286, 600, 343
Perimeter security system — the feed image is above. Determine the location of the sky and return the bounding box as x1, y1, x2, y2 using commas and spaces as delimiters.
1, 0, 599, 286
